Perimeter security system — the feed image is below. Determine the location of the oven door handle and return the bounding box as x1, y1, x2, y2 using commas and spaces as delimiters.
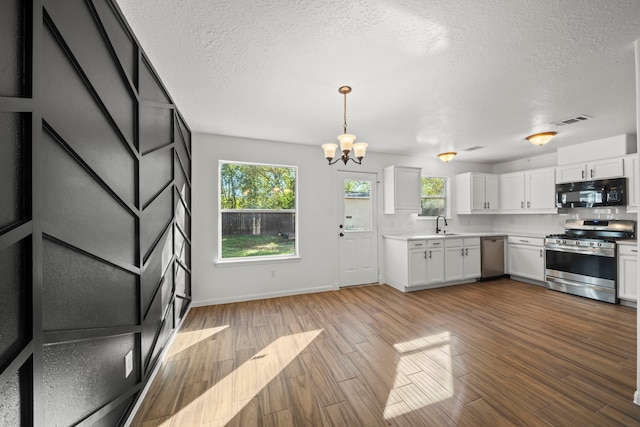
545, 246, 615, 257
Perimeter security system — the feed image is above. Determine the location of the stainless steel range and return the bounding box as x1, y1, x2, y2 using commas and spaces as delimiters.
545, 219, 635, 304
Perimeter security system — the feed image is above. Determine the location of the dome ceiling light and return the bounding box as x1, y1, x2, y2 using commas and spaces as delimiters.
526, 132, 557, 146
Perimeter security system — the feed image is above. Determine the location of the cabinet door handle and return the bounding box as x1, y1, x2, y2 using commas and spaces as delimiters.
465, 248, 468, 256
461, 248, 464, 256
487, 202, 490, 209
540, 249, 543, 257
521, 201, 524, 208
429, 250, 432, 259
590, 169, 594, 178
581, 170, 585, 179
424, 250, 427, 259
527, 201, 531, 208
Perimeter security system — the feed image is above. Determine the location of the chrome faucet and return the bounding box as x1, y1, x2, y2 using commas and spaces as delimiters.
435, 215, 448, 234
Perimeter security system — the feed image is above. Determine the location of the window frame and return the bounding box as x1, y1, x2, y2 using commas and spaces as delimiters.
217, 160, 299, 264
417, 176, 450, 218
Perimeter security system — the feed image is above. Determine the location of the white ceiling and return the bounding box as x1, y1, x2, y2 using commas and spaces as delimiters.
115, 0, 640, 164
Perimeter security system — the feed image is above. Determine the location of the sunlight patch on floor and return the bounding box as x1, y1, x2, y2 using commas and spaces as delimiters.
384, 332, 453, 420
167, 325, 230, 357
168, 329, 323, 426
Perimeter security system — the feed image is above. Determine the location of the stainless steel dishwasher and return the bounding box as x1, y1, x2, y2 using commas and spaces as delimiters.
481, 236, 505, 279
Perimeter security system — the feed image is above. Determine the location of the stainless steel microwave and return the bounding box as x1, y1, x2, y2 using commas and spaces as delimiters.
556, 178, 626, 208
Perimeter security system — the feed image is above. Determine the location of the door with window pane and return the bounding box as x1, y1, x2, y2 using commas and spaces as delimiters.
338, 171, 378, 286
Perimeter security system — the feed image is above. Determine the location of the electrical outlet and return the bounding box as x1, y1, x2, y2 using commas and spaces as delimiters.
125, 350, 133, 378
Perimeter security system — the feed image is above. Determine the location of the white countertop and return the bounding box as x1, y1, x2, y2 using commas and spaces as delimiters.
383, 232, 507, 241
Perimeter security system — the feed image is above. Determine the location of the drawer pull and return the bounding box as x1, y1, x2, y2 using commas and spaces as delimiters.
632, 249, 638, 253
519, 239, 529, 243
432, 242, 441, 246
414, 243, 423, 246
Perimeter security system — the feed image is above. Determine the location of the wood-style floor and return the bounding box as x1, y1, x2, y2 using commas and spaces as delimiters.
130, 279, 640, 426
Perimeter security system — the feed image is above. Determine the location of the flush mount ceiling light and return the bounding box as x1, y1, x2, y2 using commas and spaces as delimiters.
437, 152, 457, 162
321, 86, 368, 165
526, 132, 557, 146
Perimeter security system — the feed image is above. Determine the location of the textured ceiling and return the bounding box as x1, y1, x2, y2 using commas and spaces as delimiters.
115, 0, 640, 163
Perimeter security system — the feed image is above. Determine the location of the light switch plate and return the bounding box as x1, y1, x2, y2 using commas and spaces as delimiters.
125, 350, 133, 378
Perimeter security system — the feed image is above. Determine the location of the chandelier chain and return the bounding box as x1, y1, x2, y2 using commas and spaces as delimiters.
343, 91, 348, 135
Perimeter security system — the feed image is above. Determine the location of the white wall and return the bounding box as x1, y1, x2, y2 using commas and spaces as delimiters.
192, 133, 493, 305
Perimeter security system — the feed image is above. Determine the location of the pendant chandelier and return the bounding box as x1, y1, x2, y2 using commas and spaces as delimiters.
321, 86, 368, 165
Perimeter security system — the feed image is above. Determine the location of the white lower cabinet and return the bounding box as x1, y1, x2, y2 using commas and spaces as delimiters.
408, 240, 428, 287
383, 237, 478, 291
444, 238, 481, 282
426, 240, 445, 284
618, 242, 638, 302
507, 236, 545, 282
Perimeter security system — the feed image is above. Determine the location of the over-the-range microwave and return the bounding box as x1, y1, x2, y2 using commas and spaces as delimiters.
556, 177, 626, 208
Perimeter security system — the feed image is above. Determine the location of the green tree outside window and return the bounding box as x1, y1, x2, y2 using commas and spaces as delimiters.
419, 177, 447, 217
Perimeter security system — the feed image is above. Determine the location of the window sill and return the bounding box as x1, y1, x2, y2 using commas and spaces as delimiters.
415, 215, 452, 220
214, 255, 302, 267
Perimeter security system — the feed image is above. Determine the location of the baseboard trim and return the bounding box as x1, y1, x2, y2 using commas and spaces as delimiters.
122, 304, 192, 427
509, 275, 548, 287
190, 285, 338, 307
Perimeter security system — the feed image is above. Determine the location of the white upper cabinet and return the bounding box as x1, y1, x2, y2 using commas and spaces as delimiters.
384, 166, 422, 214
624, 155, 638, 212
456, 173, 499, 214
499, 173, 525, 212
556, 158, 624, 183
500, 168, 556, 214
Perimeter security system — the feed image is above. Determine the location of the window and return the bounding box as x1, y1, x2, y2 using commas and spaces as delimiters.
419, 177, 447, 217
219, 161, 297, 260
343, 180, 371, 231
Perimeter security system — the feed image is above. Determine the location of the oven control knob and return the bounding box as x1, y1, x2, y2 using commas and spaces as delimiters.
562, 240, 567, 245
598, 243, 602, 247
556, 239, 561, 244
575, 241, 580, 246
590, 242, 594, 246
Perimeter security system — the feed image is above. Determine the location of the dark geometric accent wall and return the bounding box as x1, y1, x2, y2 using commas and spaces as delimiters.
0, 0, 192, 425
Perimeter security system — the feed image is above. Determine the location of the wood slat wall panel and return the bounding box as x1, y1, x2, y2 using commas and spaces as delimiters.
0, 0, 191, 425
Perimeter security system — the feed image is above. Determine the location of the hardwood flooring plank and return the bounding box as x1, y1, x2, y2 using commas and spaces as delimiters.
286, 374, 325, 426
299, 352, 345, 407
226, 396, 263, 427
201, 359, 236, 425
310, 337, 359, 383
392, 383, 457, 426
263, 409, 295, 427
130, 280, 639, 426
136, 359, 189, 421
346, 350, 403, 407
337, 378, 388, 427
168, 381, 207, 427
535, 403, 606, 427
454, 398, 518, 427
322, 401, 363, 427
